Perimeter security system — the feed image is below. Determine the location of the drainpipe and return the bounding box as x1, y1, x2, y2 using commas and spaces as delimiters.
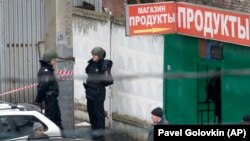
108, 15, 114, 128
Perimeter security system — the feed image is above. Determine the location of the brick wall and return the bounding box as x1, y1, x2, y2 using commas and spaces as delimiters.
102, 0, 169, 17
177, 0, 250, 13
103, 0, 125, 17
102, 0, 250, 18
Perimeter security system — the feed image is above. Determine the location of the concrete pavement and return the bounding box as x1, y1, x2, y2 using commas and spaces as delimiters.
62, 122, 137, 141
74, 126, 136, 141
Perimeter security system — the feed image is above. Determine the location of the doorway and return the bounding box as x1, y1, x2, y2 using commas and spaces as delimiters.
197, 62, 221, 124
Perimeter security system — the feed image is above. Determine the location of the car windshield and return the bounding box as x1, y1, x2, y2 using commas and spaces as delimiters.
0, 115, 48, 140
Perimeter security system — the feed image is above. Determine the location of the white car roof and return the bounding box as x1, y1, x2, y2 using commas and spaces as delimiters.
0, 102, 25, 110
0, 101, 62, 141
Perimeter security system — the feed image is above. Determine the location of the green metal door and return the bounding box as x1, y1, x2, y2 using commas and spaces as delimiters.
197, 62, 221, 124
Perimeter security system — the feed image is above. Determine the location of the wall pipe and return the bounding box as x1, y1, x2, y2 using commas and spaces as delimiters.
108, 14, 114, 127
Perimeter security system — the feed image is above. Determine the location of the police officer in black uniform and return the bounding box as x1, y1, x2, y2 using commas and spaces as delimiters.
83, 46, 113, 140
35, 49, 63, 130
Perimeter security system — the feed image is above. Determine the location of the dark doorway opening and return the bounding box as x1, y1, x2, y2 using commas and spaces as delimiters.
197, 63, 221, 124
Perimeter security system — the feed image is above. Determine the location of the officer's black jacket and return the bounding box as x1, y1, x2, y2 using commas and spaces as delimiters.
84, 59, 113, 101
36, 60, 59, 102
85, 59, 113, 87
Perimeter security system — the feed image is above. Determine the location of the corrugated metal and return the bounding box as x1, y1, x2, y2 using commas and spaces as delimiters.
0, 0, 44, 103
73, 0, 102, 12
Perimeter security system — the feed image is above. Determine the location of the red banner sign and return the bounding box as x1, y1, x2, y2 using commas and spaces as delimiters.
177, 2, 250, 47
125, 2, 176, 36
126, 2, 250, 47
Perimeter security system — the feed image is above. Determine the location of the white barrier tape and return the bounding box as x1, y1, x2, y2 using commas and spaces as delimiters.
0, 70, 74, 96
57, 77, 74, 81
0, 83, 38, 96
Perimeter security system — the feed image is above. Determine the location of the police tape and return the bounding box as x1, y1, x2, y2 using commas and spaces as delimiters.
57, 70, 74, 81
57, 70, 73, 76
0, 83, 38, 96
0, 70, 74, 96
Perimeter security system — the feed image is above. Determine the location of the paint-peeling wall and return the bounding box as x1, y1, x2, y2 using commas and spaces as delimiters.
73, 8, 164, 123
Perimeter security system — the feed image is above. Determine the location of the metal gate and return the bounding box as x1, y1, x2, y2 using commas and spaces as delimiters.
0, 0, 44, 103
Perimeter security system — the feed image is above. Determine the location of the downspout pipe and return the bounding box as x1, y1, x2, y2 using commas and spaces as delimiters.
108, 14, 114, 128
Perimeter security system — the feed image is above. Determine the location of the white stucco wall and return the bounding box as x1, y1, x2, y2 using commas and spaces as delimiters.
73, 10, 164, 122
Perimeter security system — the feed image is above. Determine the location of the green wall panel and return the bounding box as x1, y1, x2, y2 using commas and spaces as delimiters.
222, 43, 250, 124
164, 34, 250, 124
164, 34, 198, 124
